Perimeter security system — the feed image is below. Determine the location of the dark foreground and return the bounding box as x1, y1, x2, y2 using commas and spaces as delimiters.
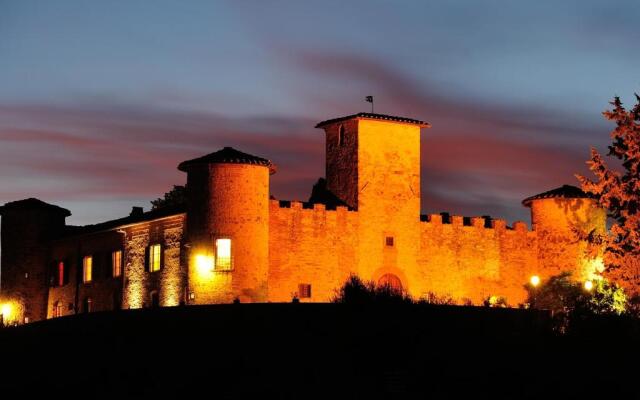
1, 303, 639, 398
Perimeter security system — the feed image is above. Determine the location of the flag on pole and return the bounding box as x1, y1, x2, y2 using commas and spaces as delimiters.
365, 96, 373, 103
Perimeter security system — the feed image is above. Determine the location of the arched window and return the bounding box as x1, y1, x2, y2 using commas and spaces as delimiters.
378, 274, 403, 292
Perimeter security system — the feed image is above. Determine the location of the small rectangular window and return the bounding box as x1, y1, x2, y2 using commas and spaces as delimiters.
112, 250, 122, 277
58, 261, 65, 287
299, 284, 312, 298
385, 236, 394, 247
149, 244, 161, 272
82, 256, 92, 283
215, 238, 232, 271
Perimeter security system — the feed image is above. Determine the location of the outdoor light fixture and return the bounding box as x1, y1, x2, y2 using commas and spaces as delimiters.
195, 253, 214, 274
584, 280, 594, 291
530, 275, 540, 287
1, 303, 12, 320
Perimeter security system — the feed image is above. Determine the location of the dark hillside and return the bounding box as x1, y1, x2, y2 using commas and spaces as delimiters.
0, 304, 637, 398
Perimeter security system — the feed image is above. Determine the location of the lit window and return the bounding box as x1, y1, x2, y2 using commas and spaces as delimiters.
58, 261, 65, 286
385, 237, 394, 247
149, 244, 161, 272
215, 238, 232, 271
299, 284, 312, 298
112, 250, 122, 277
83, 256, 93, 283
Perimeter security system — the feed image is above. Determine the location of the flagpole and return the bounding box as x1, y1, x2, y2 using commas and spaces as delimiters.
366, 96, 374, 113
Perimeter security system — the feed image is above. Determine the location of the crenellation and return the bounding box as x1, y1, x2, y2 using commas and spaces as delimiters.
512, 221, 528, 232
470, 217, 485, 229
451, 215, 464, 226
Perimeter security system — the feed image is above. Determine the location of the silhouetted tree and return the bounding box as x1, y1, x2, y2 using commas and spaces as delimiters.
151, 185, 186, 210
577, 95, 640, 289
332, 274, 412, 305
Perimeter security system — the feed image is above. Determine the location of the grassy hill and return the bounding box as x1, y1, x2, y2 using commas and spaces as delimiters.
0, 303, 638, 398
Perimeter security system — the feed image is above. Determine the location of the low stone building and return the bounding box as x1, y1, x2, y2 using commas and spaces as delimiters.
0, 113, 606, 324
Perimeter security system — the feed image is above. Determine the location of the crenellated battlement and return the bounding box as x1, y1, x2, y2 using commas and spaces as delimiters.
420, 213, 533, 233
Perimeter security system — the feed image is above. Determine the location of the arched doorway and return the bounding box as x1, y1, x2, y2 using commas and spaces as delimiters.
378, 274, 403, 292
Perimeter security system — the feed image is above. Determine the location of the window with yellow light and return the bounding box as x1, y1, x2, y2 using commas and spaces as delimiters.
215, 238, 232, 271
82, 256, 92, 283
149, 244, 161, 272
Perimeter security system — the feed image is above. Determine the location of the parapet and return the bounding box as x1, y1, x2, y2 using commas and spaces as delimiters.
421, 212, 530, 233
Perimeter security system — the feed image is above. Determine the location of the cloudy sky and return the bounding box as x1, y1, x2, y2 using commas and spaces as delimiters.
1, 1, 638, 225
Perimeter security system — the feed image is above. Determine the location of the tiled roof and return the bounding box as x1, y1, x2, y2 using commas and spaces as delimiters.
0, 198, 71, 217
522, 185, 594, 207
315, 113, 430, 128
178, 147, 276, 174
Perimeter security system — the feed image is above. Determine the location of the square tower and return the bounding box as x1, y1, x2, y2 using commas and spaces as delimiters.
316, 113, 430, 291
316, 113, 429, 216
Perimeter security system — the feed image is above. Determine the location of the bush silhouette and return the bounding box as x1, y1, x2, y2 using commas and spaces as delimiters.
332, 274, 413, 305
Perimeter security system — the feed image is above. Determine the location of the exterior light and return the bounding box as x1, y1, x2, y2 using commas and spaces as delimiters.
1, 303, 12, 320
530, 275, 540, 287
584, 280, 594, 291
195, 253, 214, 274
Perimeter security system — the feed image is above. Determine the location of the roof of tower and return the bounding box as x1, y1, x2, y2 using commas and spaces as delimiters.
0, 198, 71, 217
315, 113, 431, 128
522, 185, 595, 207
177, 146, 276, 174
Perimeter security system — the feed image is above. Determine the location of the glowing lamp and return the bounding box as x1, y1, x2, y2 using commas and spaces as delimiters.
195, 254, 214, 274
584, 280, 594, 291
1, 303, 12, 320
530, 275, 540, 287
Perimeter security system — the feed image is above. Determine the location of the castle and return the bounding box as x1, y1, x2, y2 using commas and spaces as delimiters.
0, 113, 607, 324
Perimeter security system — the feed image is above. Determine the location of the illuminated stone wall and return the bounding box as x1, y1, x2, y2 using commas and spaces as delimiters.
267, 205, 540, 306
122, 215, 186, 309
268, 201, 358, 302
417, 216, 538, 305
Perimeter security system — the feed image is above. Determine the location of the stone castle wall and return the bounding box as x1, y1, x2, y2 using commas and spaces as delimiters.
268, 201, 358, 302
122, 214, 186, 309
416, 215, 538, 305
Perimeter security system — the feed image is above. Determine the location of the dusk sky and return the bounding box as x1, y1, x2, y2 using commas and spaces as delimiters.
1, 1, 639, 226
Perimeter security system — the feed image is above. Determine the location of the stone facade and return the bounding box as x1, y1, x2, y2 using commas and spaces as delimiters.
0, 113, 608, 324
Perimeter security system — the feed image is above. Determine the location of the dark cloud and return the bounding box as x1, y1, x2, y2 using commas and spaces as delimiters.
0, 102, 324, 210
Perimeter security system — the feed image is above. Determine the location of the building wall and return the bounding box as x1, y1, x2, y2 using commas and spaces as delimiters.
267, 201, 358, 302
0, 207, 67, 323
416, 216, 539, 305
122, 215, 186, 309
48, 230, 124, 318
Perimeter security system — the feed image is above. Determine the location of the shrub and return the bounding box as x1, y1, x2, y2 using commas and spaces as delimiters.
418, 292, 456, 305
482, 295, 507, 308
332, 274, 413, 305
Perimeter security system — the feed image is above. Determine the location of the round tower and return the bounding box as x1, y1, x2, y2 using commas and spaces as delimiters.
178, 147, 275, 304
523, 185, 606, 281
